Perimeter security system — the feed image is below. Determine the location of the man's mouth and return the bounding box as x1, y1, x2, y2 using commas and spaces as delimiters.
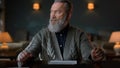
51, 19, 57, 21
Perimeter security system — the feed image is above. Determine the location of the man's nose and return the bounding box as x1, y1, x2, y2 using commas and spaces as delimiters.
50, 13, 56, 19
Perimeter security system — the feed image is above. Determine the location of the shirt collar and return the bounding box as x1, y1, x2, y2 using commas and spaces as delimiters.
56, 24, 69, 34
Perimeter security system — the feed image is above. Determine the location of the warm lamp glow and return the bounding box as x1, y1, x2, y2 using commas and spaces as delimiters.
88, 2, 94, 10
33, 2, 40, 11
109, 31, 120, 55
109, 31, 120, 43
0, 32, 12, 49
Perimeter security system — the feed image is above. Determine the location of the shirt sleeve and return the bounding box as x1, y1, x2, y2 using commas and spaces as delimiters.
24, 32, 42, 57
78, 30, 93, 63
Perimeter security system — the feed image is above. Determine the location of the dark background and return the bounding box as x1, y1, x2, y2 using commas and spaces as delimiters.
4, 0, 120, 40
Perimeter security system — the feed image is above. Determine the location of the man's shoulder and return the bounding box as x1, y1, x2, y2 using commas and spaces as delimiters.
41, 27, 49, 31
69, 25, 84, 32
37, 27, 49, 34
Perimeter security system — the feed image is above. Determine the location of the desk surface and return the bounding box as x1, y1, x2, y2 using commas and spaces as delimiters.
1, 61, 120, 68
8, 64, 95, 68
0, 61, 95, 68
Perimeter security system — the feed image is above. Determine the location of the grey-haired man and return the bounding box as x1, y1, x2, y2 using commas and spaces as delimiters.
17, 0, 105, 66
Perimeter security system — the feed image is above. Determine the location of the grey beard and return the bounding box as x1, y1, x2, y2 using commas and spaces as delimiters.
48, 16, 67, 32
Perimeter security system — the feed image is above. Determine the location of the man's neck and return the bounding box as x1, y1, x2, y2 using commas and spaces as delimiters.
56, 24, 69, 33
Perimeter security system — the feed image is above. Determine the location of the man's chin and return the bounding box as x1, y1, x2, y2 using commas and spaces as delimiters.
48, 25, 62, 32
48, 28, 61, 32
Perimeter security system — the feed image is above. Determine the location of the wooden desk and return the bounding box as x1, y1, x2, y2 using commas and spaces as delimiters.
1, 53, 120, 68
1, 60, 120, 68
0, 61, 95, 68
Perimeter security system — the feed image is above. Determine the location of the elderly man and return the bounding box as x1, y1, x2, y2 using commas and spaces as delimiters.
17, 0, 105, 66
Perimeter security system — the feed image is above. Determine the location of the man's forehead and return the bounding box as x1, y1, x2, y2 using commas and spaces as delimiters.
54, 0, 71, 2
51, 2, 66, 10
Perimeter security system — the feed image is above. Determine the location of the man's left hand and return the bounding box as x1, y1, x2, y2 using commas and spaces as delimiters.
91, 48, 105, 61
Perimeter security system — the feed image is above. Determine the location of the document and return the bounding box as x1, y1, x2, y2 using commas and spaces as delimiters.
48, 60, 77, 65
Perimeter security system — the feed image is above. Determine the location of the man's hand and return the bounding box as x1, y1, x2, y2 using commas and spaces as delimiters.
91, 48, 105, 61
17, 51, 32, 62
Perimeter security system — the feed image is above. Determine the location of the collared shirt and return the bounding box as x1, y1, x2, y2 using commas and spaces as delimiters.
55, 25, 69, 56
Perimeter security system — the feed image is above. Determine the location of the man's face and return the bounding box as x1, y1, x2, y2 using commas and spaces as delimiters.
50, 2, 67, 25
48, 2, 68, 32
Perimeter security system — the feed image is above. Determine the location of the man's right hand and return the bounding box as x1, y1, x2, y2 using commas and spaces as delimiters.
17, 51, 33, 62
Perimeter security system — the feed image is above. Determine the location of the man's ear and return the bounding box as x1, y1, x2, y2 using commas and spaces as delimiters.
65, 11, 70, 21
66, 7, 73, 21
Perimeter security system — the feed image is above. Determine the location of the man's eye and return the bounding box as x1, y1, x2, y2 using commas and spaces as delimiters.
56, 11, 61, 14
